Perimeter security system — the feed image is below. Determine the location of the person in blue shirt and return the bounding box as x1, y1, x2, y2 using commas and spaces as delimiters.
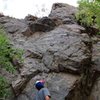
34, 80, 51, 100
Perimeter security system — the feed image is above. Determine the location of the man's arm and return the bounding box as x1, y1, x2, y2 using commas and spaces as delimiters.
45, 96, 50, 100
43, 88, 51, 100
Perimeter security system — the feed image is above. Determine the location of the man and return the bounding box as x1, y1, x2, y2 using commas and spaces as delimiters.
34, 80, 51, 100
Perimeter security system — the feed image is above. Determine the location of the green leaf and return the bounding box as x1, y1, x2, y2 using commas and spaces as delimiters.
76, 0, 100, 33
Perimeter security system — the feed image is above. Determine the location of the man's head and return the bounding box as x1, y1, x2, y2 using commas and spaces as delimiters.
35, 80, 45, 90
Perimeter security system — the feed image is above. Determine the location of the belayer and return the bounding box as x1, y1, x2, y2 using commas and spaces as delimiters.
34, 80, 51, 100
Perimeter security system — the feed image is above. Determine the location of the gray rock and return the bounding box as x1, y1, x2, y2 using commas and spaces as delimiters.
25, 14, 38, 21
36, 17, 56, 27
16, 24, 91, 99
49, 3, 77, 24
62, 18, 75, 24
89, 77, 100, 100
24, 25, 91, 73
12, 69, 40, 96
28, 17, 56, 33
92, 37, 100, 72
0, 16, 32, 36
88, 36, 100, 100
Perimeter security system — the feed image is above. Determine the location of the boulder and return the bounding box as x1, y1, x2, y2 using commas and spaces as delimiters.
24, 25, 91, 74
49, 3, 77, 18
49, 3, 77, 25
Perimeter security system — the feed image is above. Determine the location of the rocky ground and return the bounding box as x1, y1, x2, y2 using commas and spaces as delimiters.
0, 3, 100, 100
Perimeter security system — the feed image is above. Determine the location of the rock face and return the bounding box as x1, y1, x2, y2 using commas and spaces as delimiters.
27, 17, 56, 33
49, 3, 77, 25
89, 36, 100, 100
89, 77, 100, 100
0, 16, 31, 35
0, 3, 99, 100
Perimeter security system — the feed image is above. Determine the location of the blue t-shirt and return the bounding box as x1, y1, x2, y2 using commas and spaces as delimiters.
34, 88, 50, 100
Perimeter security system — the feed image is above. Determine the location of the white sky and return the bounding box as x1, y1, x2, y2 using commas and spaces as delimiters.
0, 0, 78, 19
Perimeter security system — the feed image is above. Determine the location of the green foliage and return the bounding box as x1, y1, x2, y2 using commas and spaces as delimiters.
76, 0, 100, 30
0, 76, 10, 99
97, 32, 100, 35
0, 28, 23, 73
0, 31, 15, 73
0, 26, 23, 99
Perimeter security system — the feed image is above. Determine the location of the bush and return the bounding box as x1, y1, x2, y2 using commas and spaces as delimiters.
0, 27, 23, 73
76, 0, 100, 30
0, 26, 23, 99
0, 76, 10, 99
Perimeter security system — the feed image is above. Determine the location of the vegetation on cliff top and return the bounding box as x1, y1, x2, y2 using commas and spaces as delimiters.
76, 0, 100, 34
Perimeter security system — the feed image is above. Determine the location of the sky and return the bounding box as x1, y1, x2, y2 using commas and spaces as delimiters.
0, 0, 78, 19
